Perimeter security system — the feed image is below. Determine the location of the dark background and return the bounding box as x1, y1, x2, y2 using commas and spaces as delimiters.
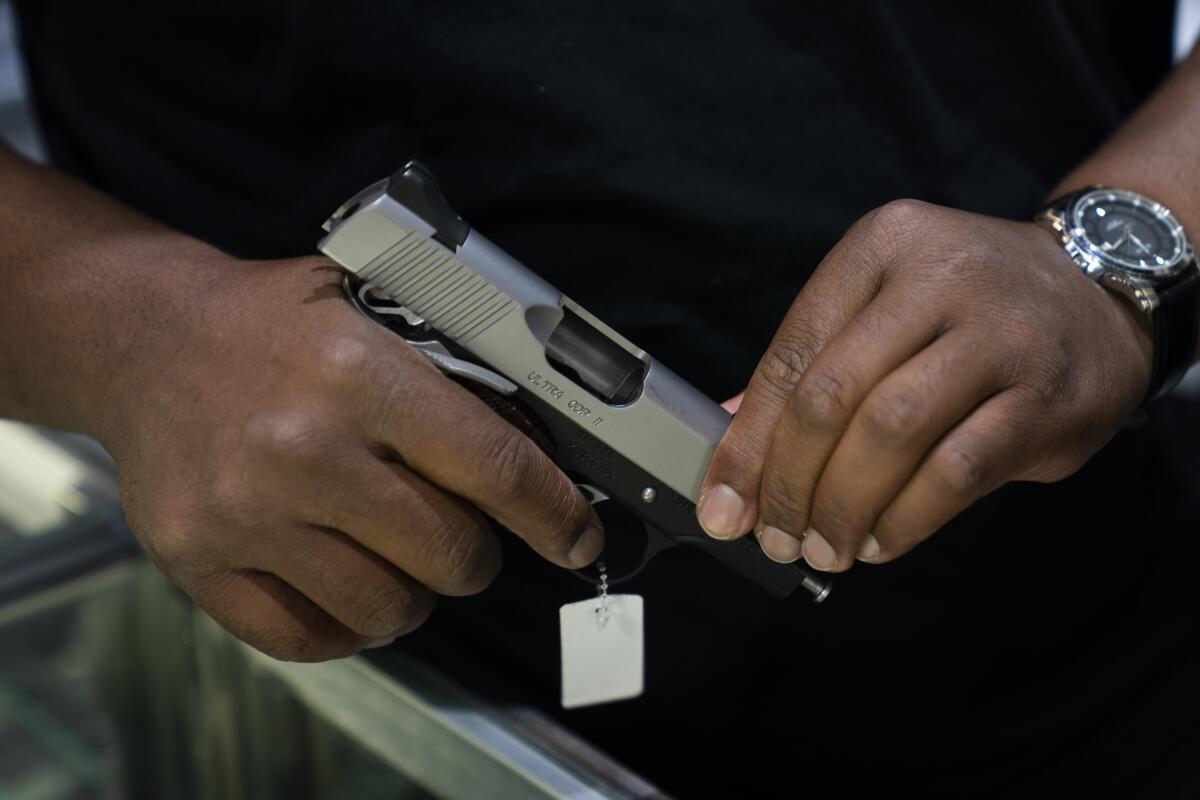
5, 2, 1200, 797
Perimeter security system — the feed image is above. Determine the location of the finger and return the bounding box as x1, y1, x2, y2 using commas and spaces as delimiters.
798, 333, 1005, 570
252, 524, 436, 640
299, 456, 502, 597
750, 283, 944, 562
193, 570, 376, 662
721, 392, 746, 413
362, 349, 602, 570
872, 391, 1030, 562
699, 214, 898, 540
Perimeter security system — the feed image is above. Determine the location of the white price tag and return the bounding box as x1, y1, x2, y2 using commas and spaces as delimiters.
559, 593, 644, 709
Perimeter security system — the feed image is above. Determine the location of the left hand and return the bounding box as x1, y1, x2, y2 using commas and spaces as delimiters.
697, 199, 1152, 572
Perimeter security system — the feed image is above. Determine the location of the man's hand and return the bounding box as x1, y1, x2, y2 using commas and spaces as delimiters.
103, 256, 603, 661
697, 200, 1152, 572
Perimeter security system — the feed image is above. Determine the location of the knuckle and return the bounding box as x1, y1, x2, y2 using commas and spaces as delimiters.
709, 429, 770, 486
1023, 446, 1090, 483
426, 520, 499, 595
932, 444, 990, 498
759, 469, 809, 525
792, 366, 856, 429
365, 374, 418, 441
757, 338, 819, 399
207, 470, 261, 523
865, 198, 929, 237
479, 428, 542, 506
933, 246, 978, 275
130, 511, 222, 585
1003, 309, 1045, 347
809, 490, 858, 540
364, 345, 445, 432
316, 334, 374, 384
546, 486, 595, 555
139, 518, 198, 575
966, 231, 1004, 268
350, 581, 419, 638
243, 407, 329, 463
257, 629, 330, 663
1017, 356, 1076, 411
860, 388, 926, 446
119, 479, 212, 579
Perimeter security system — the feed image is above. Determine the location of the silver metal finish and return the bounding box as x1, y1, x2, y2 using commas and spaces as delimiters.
1038, 187, 1195, 316
321, 182, 731, 504
406, 339, 519, 395
356, 280, 427, 327
342, 273, 518, 394
803, 575, 832, 604
640, 487, 657, 504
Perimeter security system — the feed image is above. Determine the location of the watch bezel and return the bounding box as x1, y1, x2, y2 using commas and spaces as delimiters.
1067, 188, 1194, 279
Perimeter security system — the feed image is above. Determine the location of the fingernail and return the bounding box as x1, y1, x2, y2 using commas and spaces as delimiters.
856, 534, 881, 563
757, 525, 804, 564
801, 528, 838, 572
366, 638, 395, 650
568, 522, 605, 568
697, 484, 746, 540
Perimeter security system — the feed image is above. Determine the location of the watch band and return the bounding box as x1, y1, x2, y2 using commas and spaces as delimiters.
1146, 267, 1200, 403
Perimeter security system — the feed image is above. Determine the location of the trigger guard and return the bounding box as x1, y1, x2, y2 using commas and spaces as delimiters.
571, 525, 676, 587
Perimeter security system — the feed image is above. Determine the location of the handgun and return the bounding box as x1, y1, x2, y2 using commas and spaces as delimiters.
318, 162, 831, 602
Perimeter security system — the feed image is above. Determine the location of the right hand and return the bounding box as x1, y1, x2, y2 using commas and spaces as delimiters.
101, 255, 603, 661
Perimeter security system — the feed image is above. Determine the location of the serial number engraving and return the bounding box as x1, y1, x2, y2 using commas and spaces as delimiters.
565, 440, 617, 482
666, 490, 692, 511
568, 429, 618, 463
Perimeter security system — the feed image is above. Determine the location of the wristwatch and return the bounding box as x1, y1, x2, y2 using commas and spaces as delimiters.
1036, 186, 1200, 404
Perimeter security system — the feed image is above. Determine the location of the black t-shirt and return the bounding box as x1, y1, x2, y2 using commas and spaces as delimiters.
15, 2, 1200, 796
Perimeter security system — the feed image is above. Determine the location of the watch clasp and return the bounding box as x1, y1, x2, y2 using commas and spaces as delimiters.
1097, 271, 1159, 314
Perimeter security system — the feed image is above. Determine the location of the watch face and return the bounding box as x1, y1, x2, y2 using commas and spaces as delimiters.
1071, 188, 1191, 275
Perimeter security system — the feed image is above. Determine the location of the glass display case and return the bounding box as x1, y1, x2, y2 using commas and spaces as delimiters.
0, 425, 667, 799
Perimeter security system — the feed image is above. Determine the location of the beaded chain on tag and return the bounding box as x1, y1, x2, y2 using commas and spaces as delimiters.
595, 561, 610, 630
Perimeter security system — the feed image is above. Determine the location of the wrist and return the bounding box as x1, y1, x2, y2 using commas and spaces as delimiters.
0, 153, 244, 446
84, 244, 240, 452
1027, 219, 1154, 409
